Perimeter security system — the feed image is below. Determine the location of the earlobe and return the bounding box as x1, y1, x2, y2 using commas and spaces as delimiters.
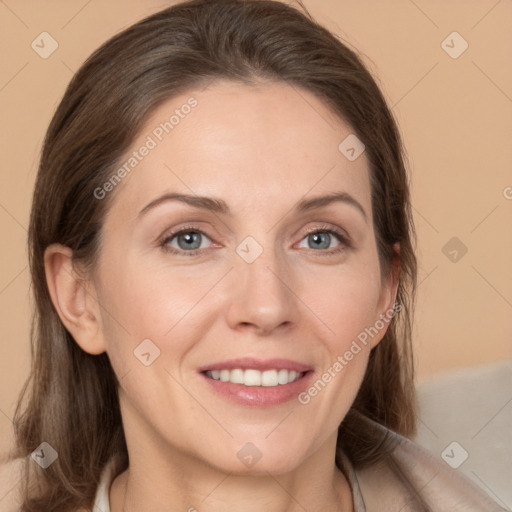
44, 244, 106, 355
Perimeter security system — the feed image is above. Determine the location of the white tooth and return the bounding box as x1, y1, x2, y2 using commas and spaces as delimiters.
244, 369, 261, 386
262, 369, 279, 387
277, 369, 289, 385
230, 368, 244, 384
208, 368, 304, 386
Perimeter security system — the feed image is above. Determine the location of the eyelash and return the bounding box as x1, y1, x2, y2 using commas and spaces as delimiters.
159, 224, 352, 257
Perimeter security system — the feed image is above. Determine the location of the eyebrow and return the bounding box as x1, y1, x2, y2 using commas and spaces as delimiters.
138, 191, 368, 223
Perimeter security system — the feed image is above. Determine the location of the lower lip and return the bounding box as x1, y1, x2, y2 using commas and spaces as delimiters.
200, 371, 314, 407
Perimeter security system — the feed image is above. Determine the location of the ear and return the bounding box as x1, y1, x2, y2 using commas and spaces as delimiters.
369, 242, 401, 349
44, 244, 106, 355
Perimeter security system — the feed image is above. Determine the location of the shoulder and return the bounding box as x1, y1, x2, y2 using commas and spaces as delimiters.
0, 457, 25, 512
354, 426, 510, 512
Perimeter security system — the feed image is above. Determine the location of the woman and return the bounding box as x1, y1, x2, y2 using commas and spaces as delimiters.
1, 0, 507, 511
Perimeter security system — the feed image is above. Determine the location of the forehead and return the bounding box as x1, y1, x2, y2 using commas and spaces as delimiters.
105, 79, 372, 221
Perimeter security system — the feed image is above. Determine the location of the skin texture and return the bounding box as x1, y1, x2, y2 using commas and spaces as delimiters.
45, 80, 399, 512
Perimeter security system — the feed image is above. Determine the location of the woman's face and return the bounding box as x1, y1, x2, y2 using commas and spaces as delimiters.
88, 79, 397, 474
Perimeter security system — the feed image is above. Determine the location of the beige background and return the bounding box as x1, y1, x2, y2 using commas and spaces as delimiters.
1, 0, 511, 461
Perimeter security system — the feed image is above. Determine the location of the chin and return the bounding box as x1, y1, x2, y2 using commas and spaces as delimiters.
203, 440, 310, 476
216, 455, 305, 476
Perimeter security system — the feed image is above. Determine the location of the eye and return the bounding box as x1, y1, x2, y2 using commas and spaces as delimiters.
159, 224, 351, 257
160, 227, 213, 255
296, 226, 350, 254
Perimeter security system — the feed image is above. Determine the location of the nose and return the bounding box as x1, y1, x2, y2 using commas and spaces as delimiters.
225, 244, 301, 336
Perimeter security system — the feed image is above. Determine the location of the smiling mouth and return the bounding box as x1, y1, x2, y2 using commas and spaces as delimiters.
203, 368, 307, 387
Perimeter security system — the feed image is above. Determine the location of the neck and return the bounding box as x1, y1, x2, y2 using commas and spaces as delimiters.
111, 462, 353, 512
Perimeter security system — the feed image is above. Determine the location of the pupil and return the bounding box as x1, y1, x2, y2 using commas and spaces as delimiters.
179, 232, 200, 250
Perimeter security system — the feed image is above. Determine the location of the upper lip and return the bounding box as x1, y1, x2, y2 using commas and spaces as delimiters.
199, 358, 313, 373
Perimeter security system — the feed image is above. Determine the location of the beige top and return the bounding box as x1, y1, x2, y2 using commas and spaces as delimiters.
92, 421, 510, 512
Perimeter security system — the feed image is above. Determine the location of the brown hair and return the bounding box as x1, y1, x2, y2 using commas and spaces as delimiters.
7, 0, 417, 509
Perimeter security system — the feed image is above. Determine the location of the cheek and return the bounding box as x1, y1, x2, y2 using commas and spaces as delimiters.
300, 258, 384, 348
100, 253, 208, 327
96, 255, 222, 366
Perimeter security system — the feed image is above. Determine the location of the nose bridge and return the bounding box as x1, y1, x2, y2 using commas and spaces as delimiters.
225, 234, 299, 334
